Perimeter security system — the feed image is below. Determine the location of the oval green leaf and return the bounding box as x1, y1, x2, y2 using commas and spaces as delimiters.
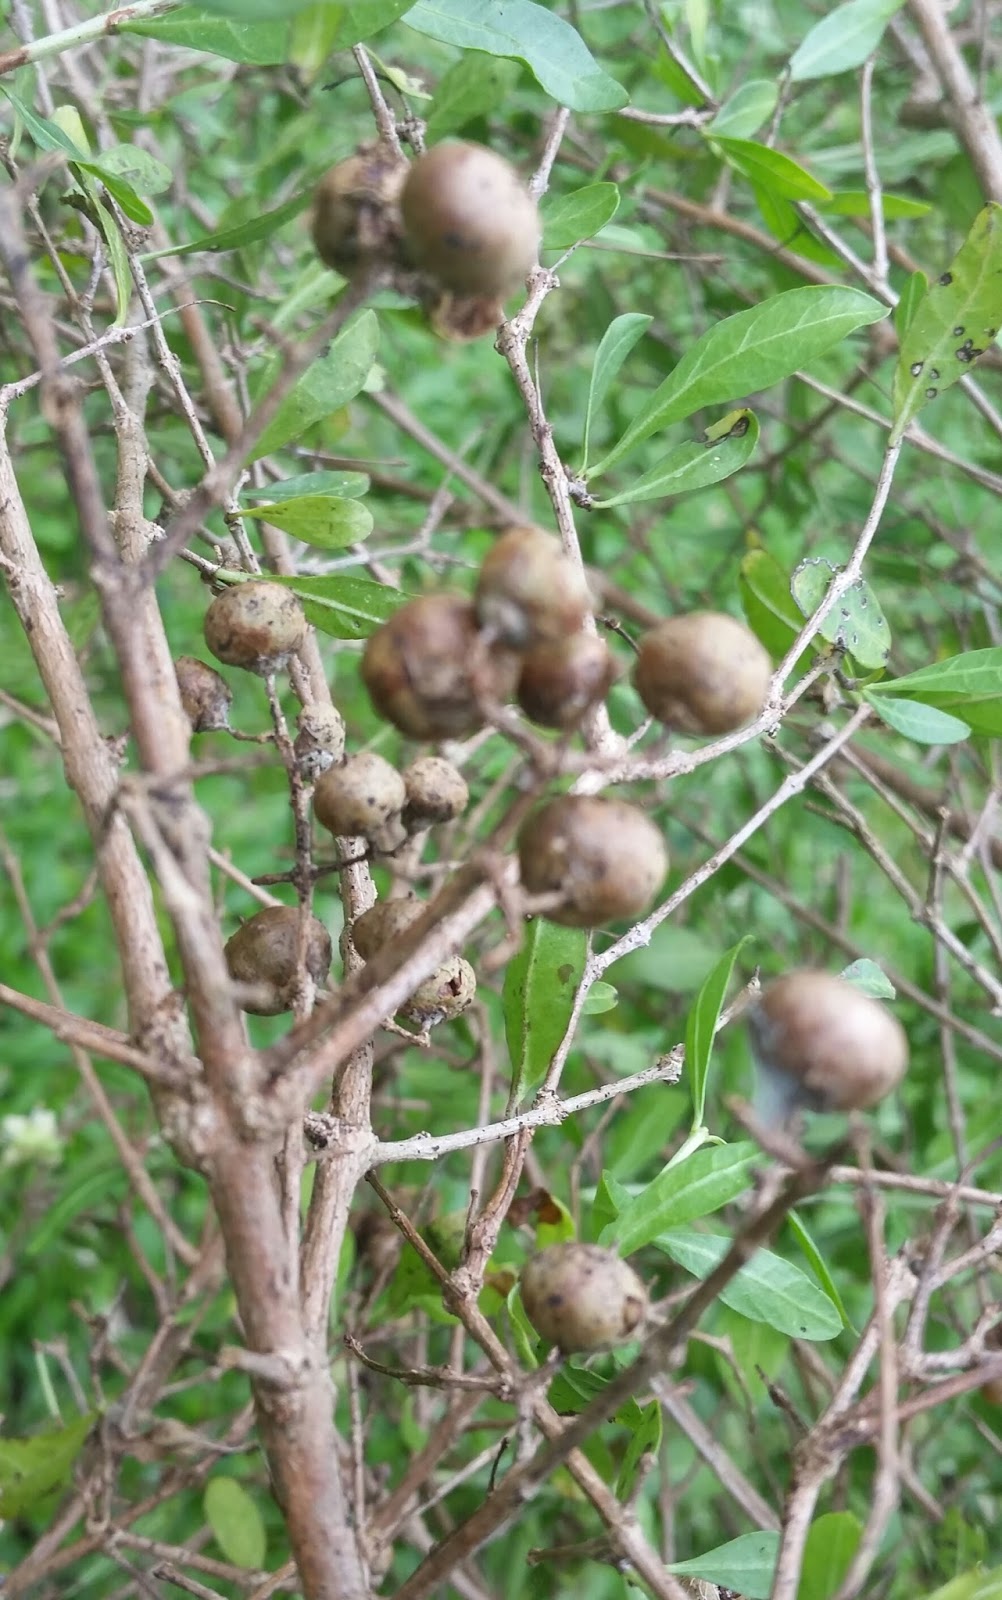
241, 494, 373, 548
269, 573, 409, 639
590, 286, 886, 475
865, 692, 971, 745
543, 182, 620, 251
791, 559, 891, 670
656, 1229, 843, 1339
789, 0, 906, 83
204, 1476, 267, 1569
502, 919, 588, 1103
601, 1143, 758, 1256
250, 310, 379, 460
668, 1530, 780, 1599
713, 136, 832, 203
593, 410, 758, 507
403, 0, 628, 112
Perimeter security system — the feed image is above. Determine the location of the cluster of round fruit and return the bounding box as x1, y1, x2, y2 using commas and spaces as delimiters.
518, 967, 911, 1357
311, 138, 542, 340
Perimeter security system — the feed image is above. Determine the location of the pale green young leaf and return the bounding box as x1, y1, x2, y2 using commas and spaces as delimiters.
789, 0, 906, 82
240, 495, 374, 549
403, 0, 627, 112
543, 183, 620, 251
242, 471, 370, 503
668, 1530, 780, 1599
798, 1513, 863, 1600
0, 1414, 95, 1517
502, 920, 587, 1104
709, 80, 777, 139
865, 692, 971, 745
204, 1476, 267, 1569
790, 559, 892, 671
581, 312, 652, 470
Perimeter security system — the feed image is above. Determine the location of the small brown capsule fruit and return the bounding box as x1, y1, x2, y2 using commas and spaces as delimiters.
521, 1242, 648, 1354
313, 752, 406, 851
361, 593, 518, 741
518, 795, 667, 929
174, 656, 233, 732
517, 633, 617, 730
224, 904, 332, 1015
399, 954, 477, 1027
403, 756, 469, 828
351, 896, 424, 959
401, 141, 540, 297
312, 145, 407, 279
204, 581, 306, 675
747, 970, 909, 1121
294, 702, 346, 780
475, 526, 592, 648
427, 289, 507, 342
634, 611, 771, 735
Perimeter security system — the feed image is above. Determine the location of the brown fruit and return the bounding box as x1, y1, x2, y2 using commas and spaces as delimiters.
475, 526, 592, 648
361, 593, 518, 741
747, 970, 909, 1119
517, 633, 617, 729
400, 141, 540, 297
351, 897, 423, 959
224, 904, 332, 1015
294, 703, 346, 780
403, 757, 469, 828
633, 611, 772, 735
313, 753, 406, 851
399, 955, 477, 1027
520, 1242, 648, 1354
174, 656, 232, 732
204, 581, 306, 675
311, 145, 407, 279
518, 795, 668, 929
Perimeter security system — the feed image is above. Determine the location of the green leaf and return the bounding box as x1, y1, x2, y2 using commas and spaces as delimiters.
713, 137, 832, 203
790, 559, 891, 671
615, 1398, 661, 1502
865, 692, 971, 745
590, 287, 887, 475
308, 0, 413, 48
581, 980, 618, 1016
543, 183, 620, 251
786, 1210, 854, 1332
141, 187, 313, 261
740, 546, 805, 657
547, 1365, 644, 1428
819, 189, 932, 220
250, 310, 379, 460
789, 0, 906, 83
601, 1143, 758, 1256
204, 1476, 267, 1569
123, 10, 289, 64
581, 312, 652, 471
242, 470, 370, 502
865, 647, 1002, 735
190, 0, 309, 17
840, 958, 896, 1000
892, 205, 1002, 442
668, 1530, 780, 1599
240, 494, 373, 548
269, 573, 409, 639
0, 88, 83, 157
894, 268, 929, 341
502, 919, 588, 1103
708, 80, 778, 140
798, 1512, 863, 1600
920, 1570, 1002, 1600
591, 409, 758, 508
0, 1414, 94, 1517
96, 143, 172, 196
655, 1230, 843, 1339
402, 0, 628, 113
685, 936, 755, 1127
426, 53, 522, 139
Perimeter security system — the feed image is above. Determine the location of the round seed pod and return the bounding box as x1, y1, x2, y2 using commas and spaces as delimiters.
475, 526, 592, 648
517, 633, 617, 730
174, 656, 233, 733
313, 752, 406, 851
361, 593, 518, 741
294, 702, 346, 780
224, 904, 332, 1015
311, 145, 407, 279
520, 1242, 648, 1354
518, 795, 668, 929
403, 757, 469, 828
204, 581, 306, 675
747, 970, 909, 1121
399, 954, 476, 1027
351, 897, 424, 960
400, 141, 540, 297
633, 611, 772, 735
